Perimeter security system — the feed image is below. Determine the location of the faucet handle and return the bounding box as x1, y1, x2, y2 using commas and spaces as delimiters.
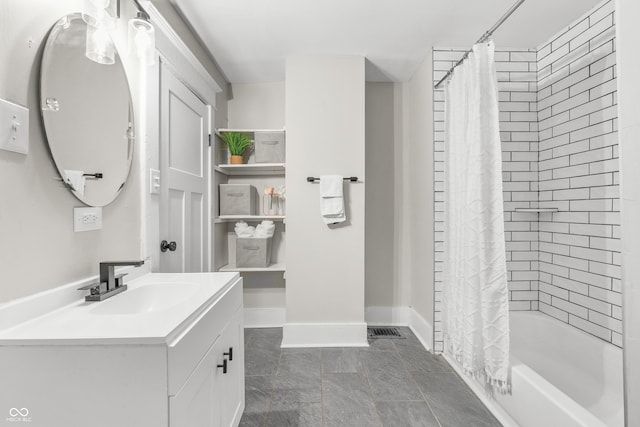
77, 282, 107, 295
114, 273, 128, 288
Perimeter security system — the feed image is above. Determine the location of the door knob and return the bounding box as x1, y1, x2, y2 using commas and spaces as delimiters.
160, 240, 177, 252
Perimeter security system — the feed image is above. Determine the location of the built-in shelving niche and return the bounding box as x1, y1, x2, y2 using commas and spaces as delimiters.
213, 129, 286, 275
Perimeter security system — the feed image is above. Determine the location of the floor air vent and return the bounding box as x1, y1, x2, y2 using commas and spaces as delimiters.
367, 327, 404, 339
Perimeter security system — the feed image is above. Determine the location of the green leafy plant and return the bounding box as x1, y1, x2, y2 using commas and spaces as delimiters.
222, 132, 253, 156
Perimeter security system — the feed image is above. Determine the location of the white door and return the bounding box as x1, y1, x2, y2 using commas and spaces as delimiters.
159, 63, 210, 273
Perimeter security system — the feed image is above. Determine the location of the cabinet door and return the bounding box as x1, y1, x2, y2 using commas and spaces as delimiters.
221, 308, 245, 427
170, 337, 225, 427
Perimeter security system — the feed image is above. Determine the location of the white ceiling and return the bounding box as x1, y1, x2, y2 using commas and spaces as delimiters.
169, 0, 603, 83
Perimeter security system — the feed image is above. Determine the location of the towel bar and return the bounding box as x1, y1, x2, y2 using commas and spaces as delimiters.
83, 173, 103, 179
306, 176, 358, 182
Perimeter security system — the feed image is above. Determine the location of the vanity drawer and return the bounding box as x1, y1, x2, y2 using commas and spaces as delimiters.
167, 277, 242, 396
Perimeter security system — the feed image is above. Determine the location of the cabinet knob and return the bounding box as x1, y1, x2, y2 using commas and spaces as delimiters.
224, 347, 233, 361
217, 359, 227, 374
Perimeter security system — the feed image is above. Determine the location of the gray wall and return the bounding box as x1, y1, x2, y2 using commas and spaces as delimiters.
0, 0, 228, 303
225, 82, 422, 319
404, 57, 435, 326
0, 0, 140, 302
285, 56, 366, 331
365, 83, 397, 308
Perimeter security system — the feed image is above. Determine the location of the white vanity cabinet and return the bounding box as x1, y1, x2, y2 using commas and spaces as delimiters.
170, 302, 245, 427
0, 273, 244, 427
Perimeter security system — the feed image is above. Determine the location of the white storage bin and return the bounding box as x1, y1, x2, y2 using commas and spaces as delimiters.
220, 184, 257, 215
254, 131, 285, 163
236, 237, 273, 268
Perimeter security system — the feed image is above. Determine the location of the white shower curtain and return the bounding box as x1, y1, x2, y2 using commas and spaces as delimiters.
442, 41, 510, 391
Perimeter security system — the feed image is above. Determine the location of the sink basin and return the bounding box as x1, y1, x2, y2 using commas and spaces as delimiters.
0, 272, 240, 344
91, 283, 200, 315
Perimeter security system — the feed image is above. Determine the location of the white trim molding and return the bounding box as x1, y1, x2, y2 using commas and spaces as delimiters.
365, 306, 433, 352
138, 0, 222, 106
281, 322, 369, 348
408, 308, 434, 352
244, 307, 286, 328
246, 306, 433, 352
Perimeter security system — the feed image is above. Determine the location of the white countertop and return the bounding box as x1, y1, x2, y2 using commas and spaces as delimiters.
0, 272, 240, 346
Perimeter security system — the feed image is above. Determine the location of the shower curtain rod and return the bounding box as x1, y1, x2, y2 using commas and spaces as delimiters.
433, 0, 526, 89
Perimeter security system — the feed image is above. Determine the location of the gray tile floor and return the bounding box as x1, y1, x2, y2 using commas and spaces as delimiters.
240, 327, 502, 427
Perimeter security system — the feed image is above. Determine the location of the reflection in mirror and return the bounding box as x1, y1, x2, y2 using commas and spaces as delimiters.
40, 13, 134, 207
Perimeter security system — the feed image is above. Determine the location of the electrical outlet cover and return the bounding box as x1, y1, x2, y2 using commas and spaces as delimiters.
74, 207, 102, 232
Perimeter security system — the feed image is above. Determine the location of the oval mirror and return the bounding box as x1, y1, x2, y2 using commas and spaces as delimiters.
40, 13, 135, 207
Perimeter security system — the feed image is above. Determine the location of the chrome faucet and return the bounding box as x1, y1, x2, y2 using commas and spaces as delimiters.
79, 260, 144, 302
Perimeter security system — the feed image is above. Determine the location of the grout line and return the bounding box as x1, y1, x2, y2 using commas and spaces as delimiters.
320, 348, 325, 427
262, 344, 283, 427
415, 378, 444, 427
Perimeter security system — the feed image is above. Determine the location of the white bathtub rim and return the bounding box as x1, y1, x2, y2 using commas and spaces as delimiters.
510, 311, 623, 426
444, 310, 622, 427
445, 351, 609, 427
510, 356, 609, 427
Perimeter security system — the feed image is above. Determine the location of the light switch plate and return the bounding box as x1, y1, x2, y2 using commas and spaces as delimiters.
149, 168, 160, 194
74, 207, 103, 232
0, 98, 29, 154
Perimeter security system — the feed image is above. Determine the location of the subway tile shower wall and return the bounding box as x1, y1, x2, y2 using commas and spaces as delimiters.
432, 0, 619, 352
536, 0, 620, 346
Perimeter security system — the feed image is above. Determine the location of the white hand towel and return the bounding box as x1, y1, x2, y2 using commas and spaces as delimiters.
320, 175, 345, 225
234, 222, 256, 237
63, 170, 85, 196
237, 226, 255, 237
254, 221, 275, 238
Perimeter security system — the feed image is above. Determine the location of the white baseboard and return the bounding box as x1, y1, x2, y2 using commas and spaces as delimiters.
245, 306, 433, 352
408, 308, 434, 352
243, 307, 285, 328
281, 322, 369, 348
365, 306, 433, 352
243, 306, 412, 329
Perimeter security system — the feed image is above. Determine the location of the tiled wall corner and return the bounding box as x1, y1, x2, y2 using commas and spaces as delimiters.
536, 0, 620, 346
432, 48, 539, 353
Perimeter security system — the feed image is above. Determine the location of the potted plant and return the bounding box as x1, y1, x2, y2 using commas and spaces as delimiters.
222, 132, 253, 164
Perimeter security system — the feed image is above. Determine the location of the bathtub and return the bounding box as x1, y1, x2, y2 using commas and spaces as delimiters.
445, 311, 624, 427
